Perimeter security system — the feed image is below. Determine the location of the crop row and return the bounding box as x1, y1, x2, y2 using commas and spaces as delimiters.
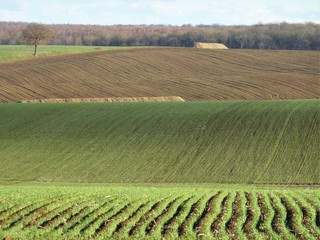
1, 189, 319, 239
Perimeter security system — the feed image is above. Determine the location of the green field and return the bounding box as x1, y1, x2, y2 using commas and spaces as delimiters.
0, 45, 133, 63
1, 80, 319, 238
1, 99, 319, 185
0, 185, 319, 239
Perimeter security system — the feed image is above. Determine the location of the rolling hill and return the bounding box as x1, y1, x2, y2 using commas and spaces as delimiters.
0, 48, 319, 102
0, 100, 319, 185
0, 47, 319, 239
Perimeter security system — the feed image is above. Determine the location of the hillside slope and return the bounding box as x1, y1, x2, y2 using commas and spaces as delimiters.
0, 100, 319, 184
0, 48, 319, 102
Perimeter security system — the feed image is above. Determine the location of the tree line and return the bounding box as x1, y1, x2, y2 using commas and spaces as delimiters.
0, 22, 319, 50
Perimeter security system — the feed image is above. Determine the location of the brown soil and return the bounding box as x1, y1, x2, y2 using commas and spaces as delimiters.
115, 202, 149, 234
256, 193, 267, 234
65, 198, 114, 232
6, 202, 53, 230
26, 207, 60, 227
178, 196, 205, 237
211, 193, 231, 237
0, 205, 18, 220
145, 197, 181, 234
94, 202, 133, 236
269, 195, 282, 236
226, 192, 241, 239
193, 192, 221, 237
55, 205, 89, 230
305, 199, 320, 228
162, 197, 192, 235
39, 203, 79, 228
280, 197, 300, 238
243, 192, 255, 239
79, 206, 115, 233
129, 199, 166, 236
293, 198, 318, 238
0, 48, 318, 103
0, 203, 36, 227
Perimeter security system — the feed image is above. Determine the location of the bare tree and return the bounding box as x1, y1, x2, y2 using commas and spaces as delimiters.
22, 23, 53, 55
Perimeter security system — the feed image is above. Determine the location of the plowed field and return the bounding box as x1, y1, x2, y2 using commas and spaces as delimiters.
1, 186, 319, 239
0, 48, 319, 102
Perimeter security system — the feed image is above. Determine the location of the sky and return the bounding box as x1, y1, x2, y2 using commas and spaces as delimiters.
0, 0, 319, 26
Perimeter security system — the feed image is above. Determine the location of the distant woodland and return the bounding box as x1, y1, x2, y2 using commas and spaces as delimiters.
1, 22, 319, 50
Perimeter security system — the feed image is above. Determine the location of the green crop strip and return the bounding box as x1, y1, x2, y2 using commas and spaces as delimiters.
0, 45, 137, 63
0, 185, 318, 239
0, 100, 319, 185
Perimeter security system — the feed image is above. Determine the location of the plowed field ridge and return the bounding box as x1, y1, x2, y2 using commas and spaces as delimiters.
0, 48, 318, 102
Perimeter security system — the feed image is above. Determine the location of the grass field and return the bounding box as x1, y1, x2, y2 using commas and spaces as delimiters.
0, 100, 319, 185
0, 185, 319, 239
0, 48, 318, 102
0, 45, 133, 63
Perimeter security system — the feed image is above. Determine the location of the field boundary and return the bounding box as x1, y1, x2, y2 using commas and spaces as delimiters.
19, 96, 185, 103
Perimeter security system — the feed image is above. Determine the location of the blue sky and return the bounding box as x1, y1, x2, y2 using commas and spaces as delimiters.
0, 0, 319, 25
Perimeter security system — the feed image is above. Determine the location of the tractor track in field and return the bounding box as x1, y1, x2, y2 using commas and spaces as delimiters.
305, 199, 320, 228
145, 197, 182, 235
280, 197, 299, 237
94, 202, 134, 236
114, 201, 150, 234
79, 200, 124, 234
39, 201, 83, 228
211, 193, 231, 238
256, 193, 268, 234
25, 206, 60, 228
64, 197, 115, 232
293, 197, 318, 238
5, 201, 55, 229
242, 192, 255, 238
226, 191, 241, 239
24, 195, 84, 228
178, 196, 205, 237
0, 205, 18, 219
269, 195, 284, 237
193, 192, 221, 237
162, 197, 193, 236
129, 198, 167, 236
55, 205, 90, 230
0, 202, 38, 227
